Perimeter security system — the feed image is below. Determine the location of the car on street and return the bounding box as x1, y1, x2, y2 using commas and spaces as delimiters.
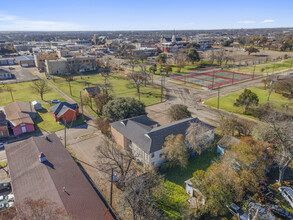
0, 201, 14, 210
0, 142, 8, 149
227, 203, 249, 220
279, 187, 293, 208
0, 182, 11, 191
8, 67, 14, 70
120, 62, 128, 65
270, 204, 293, 219
0, 194, 14, 203
51, 99, 61, 104
246, 202, 275, 220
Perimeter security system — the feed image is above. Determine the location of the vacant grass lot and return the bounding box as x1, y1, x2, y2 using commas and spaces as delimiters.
229, 59, 293, 75
34, 104, 87, 133
205, 87, 293, 115
51, 73, 161, 108
0, 81, 65, 106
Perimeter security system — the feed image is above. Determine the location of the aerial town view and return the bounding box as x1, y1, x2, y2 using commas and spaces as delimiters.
1, 0, 293, 219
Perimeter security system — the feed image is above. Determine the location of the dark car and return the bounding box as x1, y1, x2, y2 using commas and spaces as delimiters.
270, 204, 293, 219
51, 99, 61, 104
227, 203, 249, 220
0, 182, 11, 192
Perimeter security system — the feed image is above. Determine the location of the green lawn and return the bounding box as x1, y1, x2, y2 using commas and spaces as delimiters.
163, 150, 218, 187
157, 150, 218, 218
51, 73, 161, 109
229, 59, 293, 75
205, 87, 293, 115
0, 81, 65, 106
156, 181, 190, 219
34, 104, 87, 133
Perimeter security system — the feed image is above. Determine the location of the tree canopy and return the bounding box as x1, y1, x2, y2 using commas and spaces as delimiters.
234, 89, 259, 114
163, 134, 189, 168
167, 104, 191, 121
102, 97, 146, 122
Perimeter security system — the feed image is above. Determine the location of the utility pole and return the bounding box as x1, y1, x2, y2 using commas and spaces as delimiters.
212, 71, 215, 89
232, 72, 235, 84
252, 64, 256, 80
68, 80, 72, 96
80, 91, 84, 119
110, 168, 114, 206
160, 75, 164, 102
7, 87, 14, 102
64, 122, 67, 147
217, 86, 220, 109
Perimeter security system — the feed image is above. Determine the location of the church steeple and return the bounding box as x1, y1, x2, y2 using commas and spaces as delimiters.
171, 29, 176, 43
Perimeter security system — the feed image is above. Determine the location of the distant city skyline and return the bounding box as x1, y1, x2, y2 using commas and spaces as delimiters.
0, 0, 292, 31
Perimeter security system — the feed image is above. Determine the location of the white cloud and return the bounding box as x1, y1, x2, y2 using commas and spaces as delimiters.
262, 19, 275, 23
0, 14, 85, 31
237, 20, 256, 24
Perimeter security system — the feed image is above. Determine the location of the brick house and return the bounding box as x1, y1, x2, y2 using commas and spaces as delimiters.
0, 111, 9, 138
49, 102, 79, 123
4, 101, 36, 136
111, 116, 215, 167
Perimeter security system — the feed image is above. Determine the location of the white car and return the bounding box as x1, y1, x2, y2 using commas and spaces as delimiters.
0, 194, 14, 203
279, 187, 293, 208
0, 142, 8, 149
0, 201, 14, 210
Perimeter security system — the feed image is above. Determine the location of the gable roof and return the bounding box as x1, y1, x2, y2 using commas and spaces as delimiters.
217, 135, 240, 150
4, 101, 36, 126
6, 133, 115, 220
111, 116, 215, 153
49, 102, 78, 117
0, 111, 7, 126
83, 86, 101, 97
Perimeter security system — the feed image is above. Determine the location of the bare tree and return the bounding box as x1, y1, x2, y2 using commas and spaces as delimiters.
122, 171, 163, 220
175, 51, 187, 72
96, 139, 139, 189
253, 110, 293, 184
31, 79, 51, 100
127, 71, 147, 100
185, 122, 213, 155
0, 199, 73, 220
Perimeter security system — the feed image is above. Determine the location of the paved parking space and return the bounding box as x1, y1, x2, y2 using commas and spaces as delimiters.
0, 66, 38, 84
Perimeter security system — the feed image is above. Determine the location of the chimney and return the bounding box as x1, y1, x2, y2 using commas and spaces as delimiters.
39, 152, 47, 163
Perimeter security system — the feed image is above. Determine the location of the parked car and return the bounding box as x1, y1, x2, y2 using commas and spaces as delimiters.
8, 67, 14, 70
227, 203, 249, 220
270, 204, 293, 219
0, 194, 14, 203
0, 201, 14, 210
246, 202, 275, 220
279, 187, 293, 208
120, 62, 128, 65
0, 182, 10, 191
0, 142, 8, 149
51, 99, 61, 104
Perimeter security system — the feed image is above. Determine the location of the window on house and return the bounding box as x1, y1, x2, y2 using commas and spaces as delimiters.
151, 152, 155, 158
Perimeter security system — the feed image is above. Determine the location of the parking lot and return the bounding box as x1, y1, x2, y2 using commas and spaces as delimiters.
0, 66, 38, 84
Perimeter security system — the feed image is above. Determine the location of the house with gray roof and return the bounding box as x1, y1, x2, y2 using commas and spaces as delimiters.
111, 115, 215, 167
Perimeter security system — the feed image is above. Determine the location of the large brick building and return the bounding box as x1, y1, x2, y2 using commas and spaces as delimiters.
111, 116, 215, 167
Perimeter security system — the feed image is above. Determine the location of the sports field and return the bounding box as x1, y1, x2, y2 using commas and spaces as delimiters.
173, 70, 253, 89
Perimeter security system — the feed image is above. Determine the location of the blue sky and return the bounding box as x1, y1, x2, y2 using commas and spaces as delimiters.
0, 0, 292, 31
